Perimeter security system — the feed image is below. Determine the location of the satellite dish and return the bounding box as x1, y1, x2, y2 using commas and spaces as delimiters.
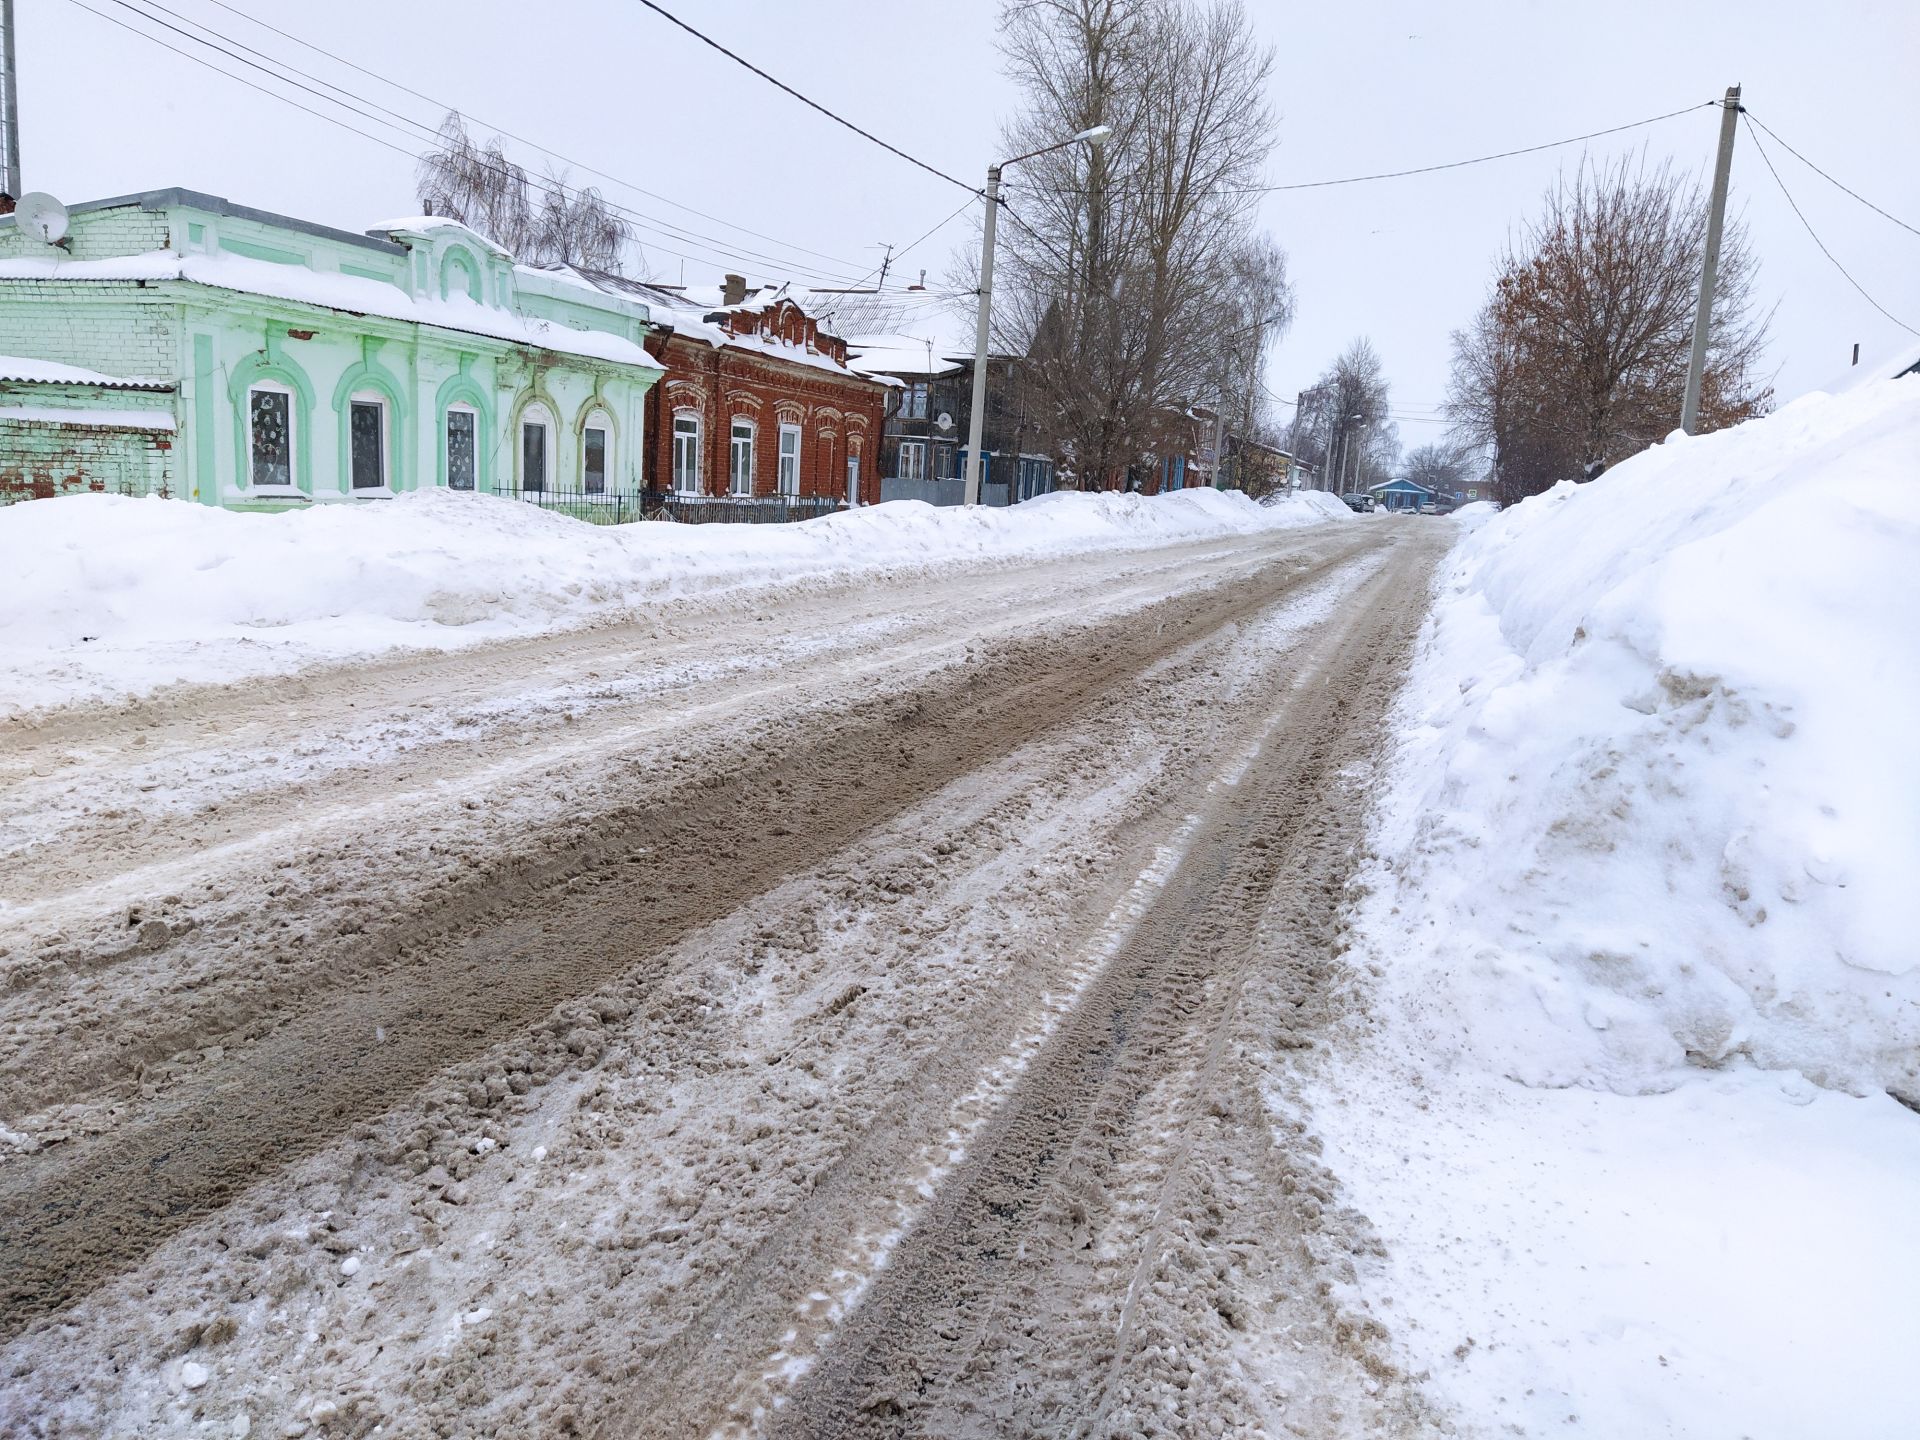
15, 192, 69, 245
936, 411, 955, 432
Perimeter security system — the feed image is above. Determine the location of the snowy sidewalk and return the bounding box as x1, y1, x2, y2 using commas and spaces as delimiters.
0, 485, 1349, 716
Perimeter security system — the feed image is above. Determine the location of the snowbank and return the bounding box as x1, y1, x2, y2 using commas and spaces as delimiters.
1363, 376, 1920, 1098
0, 485, 1343, 714
1297, 372, 1920, 1436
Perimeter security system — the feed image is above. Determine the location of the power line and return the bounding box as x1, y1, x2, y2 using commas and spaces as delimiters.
114, 0, 887, 286
1740, 108, 1920, 242
1007, 101, 1716, 201
194, 0, 885, 276
630, 0, 978, 196
1742, 115, 1918, 338
68, 0, 919, 290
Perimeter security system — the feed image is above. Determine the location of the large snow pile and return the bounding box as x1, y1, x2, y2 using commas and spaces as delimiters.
1364, 375, 1920, 1098
0, 485, 1342, 714
1292, 372, 1920, 1436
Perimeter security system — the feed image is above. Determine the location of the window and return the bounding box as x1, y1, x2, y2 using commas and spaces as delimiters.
846, 453, 860, 506
522, 416, 549, 493
583, 422, 606, 495
248, 384, 293, 489
446, 406, 477, 491
672, 412, 701, 495
730, 419, 756, 497
898, 440, 927, 482
349, 395, 386, 490
903, 382, 928, 420
933, 444, 953, 481
777, 423, 801, 496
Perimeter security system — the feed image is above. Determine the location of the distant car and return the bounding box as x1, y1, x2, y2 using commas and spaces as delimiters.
1340, 492, 1373, 512
1417, 501, 1440, 515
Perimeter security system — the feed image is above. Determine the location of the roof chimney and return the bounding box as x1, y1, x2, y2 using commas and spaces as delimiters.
721, 273, 747, 306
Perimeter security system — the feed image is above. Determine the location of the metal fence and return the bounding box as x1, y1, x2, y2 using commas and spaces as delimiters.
493, 487, 649, 525
496, 489, 846, 525
879, 476, 1012, 508
655, 492, 845, 525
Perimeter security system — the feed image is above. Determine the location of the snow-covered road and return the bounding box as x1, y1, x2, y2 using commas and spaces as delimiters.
0, 516, 1446, 1438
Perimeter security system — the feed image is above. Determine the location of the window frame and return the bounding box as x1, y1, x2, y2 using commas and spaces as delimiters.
445, 402, 479, 492
729, 418, 756, 497
519, 401, 555, 494
246, 380, 298, 492
348, 390, 389, 492
581, 408, 614, 495
672, 410, 703, 496
777, 422, 802, 497
897, 439, 927, 482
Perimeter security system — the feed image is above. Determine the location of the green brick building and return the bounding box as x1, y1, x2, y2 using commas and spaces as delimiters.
0, 188, 663, 507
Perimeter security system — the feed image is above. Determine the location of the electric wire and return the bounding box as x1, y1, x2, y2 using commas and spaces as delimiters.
1740, 108, 1920, 242
193, 0, 891, 274
630, 0, 978, 196
67, 0, 954, 292
101, 0, 890, 287
1003, 101, 1717, 200
1742, 115, 1918, 337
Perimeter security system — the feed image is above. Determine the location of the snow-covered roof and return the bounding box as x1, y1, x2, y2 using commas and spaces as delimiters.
844, 333, 967, 380
588, 273, 875, 382
0, 355, 172, 390
0, 403, 175, 430
1370, 477, 1436, 493
366, 215, 512, 257
0, 251, 663, 373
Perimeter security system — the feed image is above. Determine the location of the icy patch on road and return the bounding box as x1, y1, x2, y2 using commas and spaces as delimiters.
1297, 372, 1920, 1435
0, 485, 1346, 715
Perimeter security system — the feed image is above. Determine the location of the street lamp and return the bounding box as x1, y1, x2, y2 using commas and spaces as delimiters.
1335, 414, 1364, 494
963, 123, 1111, 506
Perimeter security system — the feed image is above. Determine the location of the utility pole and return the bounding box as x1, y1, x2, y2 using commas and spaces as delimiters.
1680, 83, 1741, 435
963, 165, 1002, 507
0, 0, 21, 203
1210, 400, 1226, 491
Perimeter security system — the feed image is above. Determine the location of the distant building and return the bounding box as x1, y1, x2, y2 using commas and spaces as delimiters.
1368, 476, 1438, 512
0, 188, 664, 507
846, 325, 1055, 505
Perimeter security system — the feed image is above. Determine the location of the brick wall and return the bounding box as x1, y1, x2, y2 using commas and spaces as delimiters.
0, 284, 178, 380
0, 206, 170, 262
0, 420, 176, 501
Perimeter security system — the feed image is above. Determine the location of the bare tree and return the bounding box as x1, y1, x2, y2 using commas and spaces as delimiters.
1402, 441, 1472, 494
417, 112, 633, 273
1290, 337, 1394, 492
1445, 154, 1771, 504
986, 0, 1286, 488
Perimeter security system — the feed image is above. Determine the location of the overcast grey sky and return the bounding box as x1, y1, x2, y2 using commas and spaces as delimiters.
20, 0, 1918, 444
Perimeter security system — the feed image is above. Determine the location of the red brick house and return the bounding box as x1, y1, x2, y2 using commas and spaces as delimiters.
594, 273, 889, 508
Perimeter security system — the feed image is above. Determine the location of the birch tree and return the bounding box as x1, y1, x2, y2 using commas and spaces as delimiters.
418, 113, 633, 274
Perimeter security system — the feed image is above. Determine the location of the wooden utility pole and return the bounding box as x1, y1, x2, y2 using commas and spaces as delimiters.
1680, 84, 1741, 435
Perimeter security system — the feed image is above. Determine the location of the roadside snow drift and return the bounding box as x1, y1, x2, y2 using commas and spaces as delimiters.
1299, 372, 1920, 1437
1367, 376, 1920, 1098
0, 486, 1345, 715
